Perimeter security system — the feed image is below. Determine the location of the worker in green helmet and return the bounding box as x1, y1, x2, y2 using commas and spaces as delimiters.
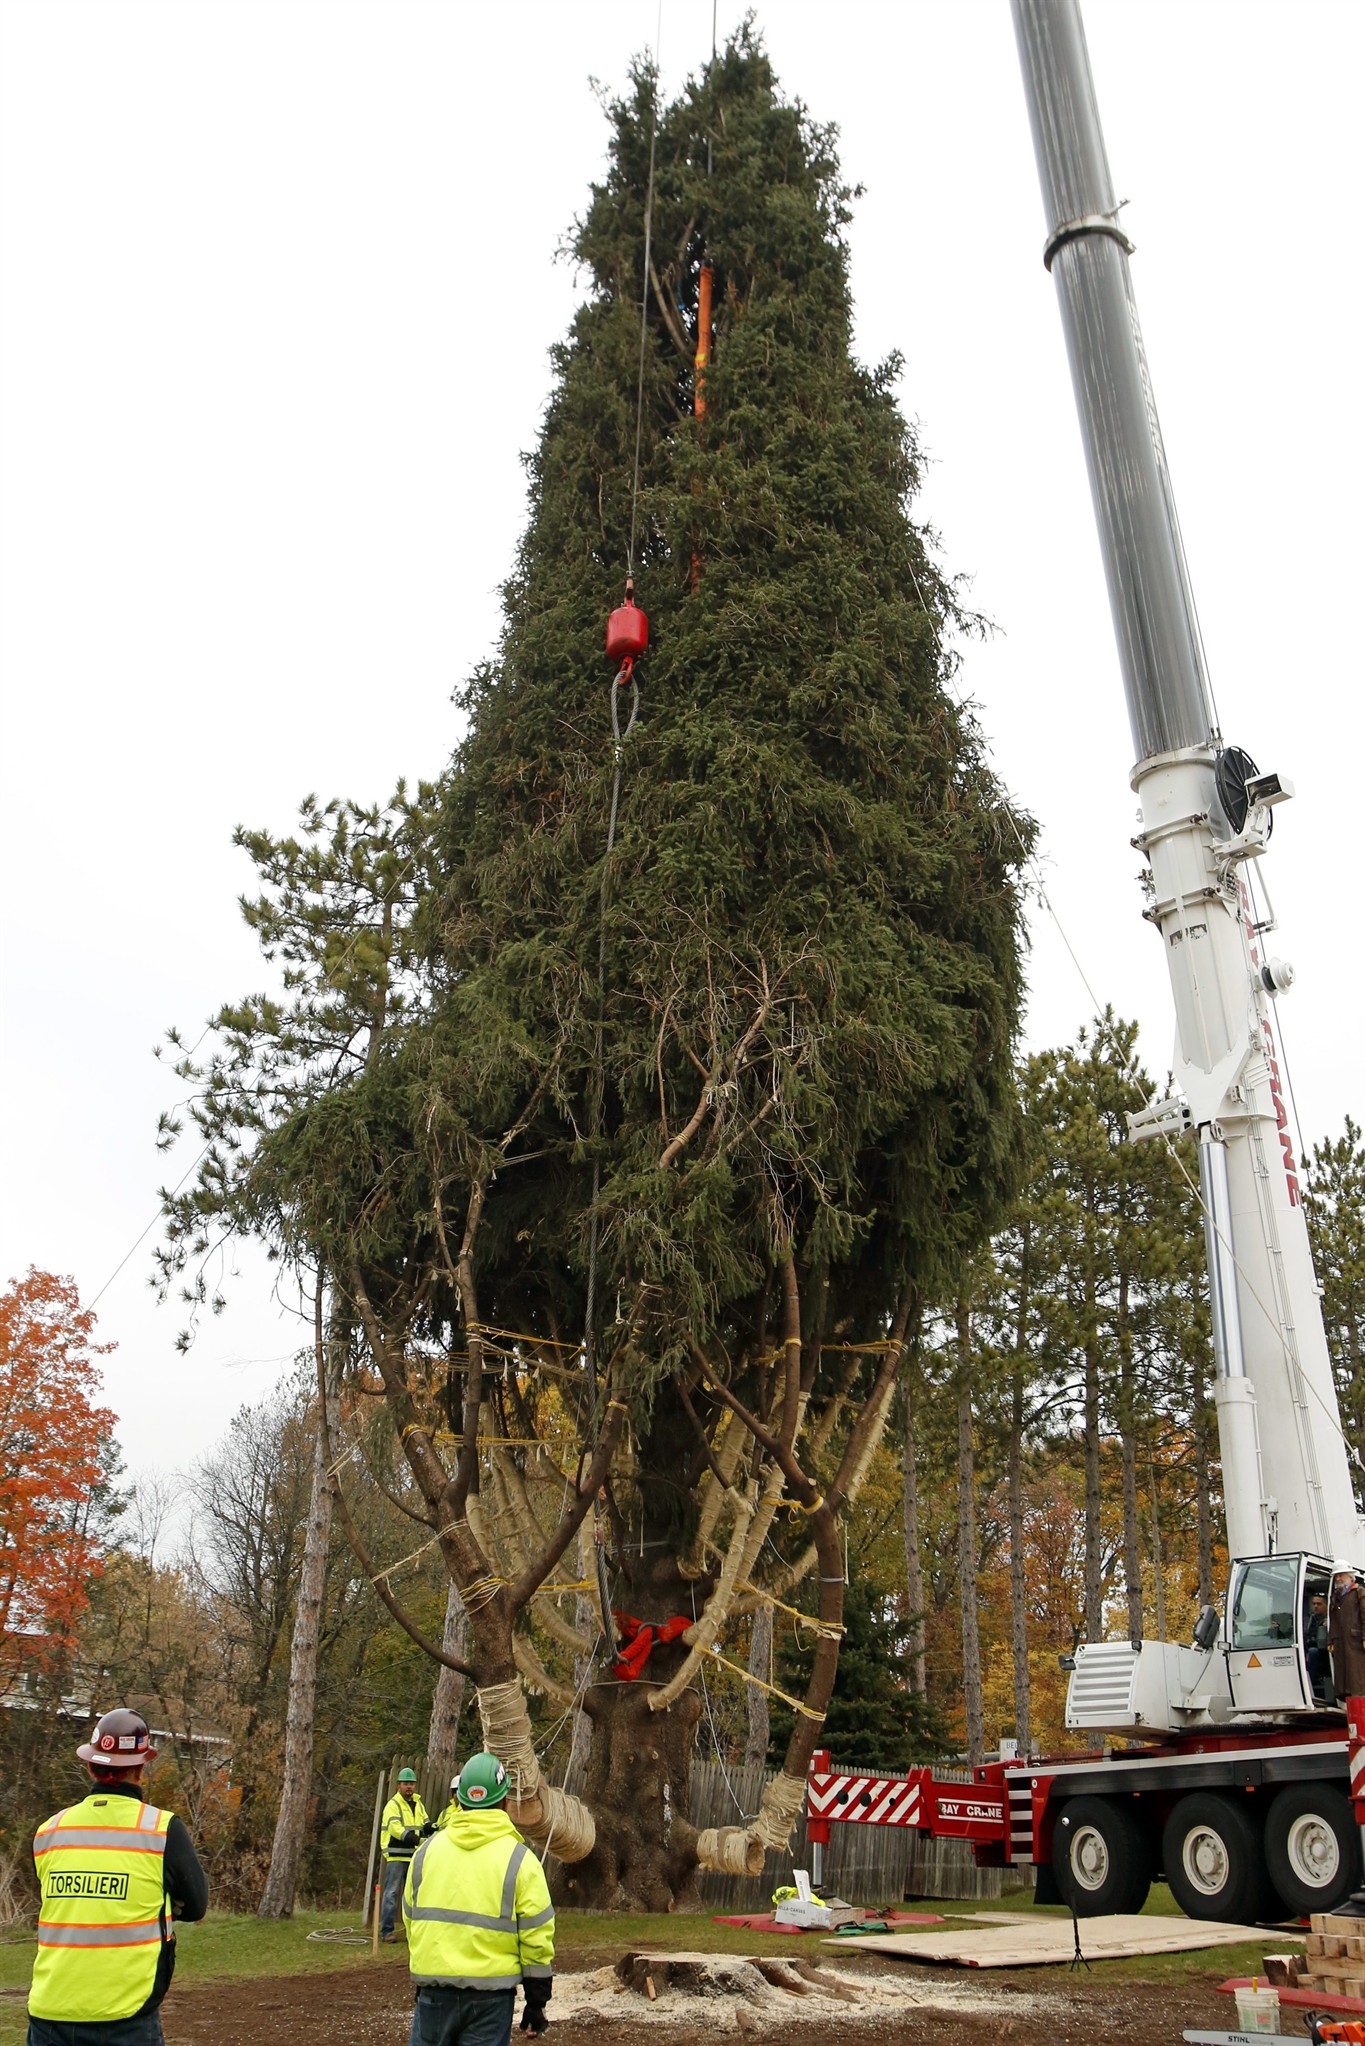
379, 1767, 434, 1942
403, 1750, 555, 2043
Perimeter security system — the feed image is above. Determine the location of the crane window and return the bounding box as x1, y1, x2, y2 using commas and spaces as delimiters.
1230, 1558, 1299, 1651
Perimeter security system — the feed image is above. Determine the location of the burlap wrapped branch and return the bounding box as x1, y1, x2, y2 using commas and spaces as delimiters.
694, 1769, 807, 1876
679, 1410, 746, 1579
475, 1677, 596, 1862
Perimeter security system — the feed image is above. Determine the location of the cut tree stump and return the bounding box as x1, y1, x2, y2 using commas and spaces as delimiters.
611, 1950, 847, 2004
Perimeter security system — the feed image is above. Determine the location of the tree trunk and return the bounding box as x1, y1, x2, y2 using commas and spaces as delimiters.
554, 1656, 705, 1912
1148, 1449, 1167, 1642
901, 1366, 926, 1700
553, 1391, 710, 1911
956, 1304, 985, 1767
1083, 1331, 1103, 1639
1118, 1272, 1143, 1640
566, 1590, 597, 1792
745, 1603, 772, 1768
1007, 1367, 1031, 1754
426, 1579, 468, 1795
258, 1328, 341, 1919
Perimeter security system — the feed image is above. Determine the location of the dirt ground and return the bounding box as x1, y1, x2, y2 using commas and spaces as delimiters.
159, 1946, 1253, 2045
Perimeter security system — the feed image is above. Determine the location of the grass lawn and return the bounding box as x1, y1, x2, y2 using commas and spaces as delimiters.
0, 1888, 1282, 2044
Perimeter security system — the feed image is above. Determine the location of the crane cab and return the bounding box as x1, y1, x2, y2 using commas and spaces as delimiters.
1064, 1552, 1344, 1736
1225, 1553, 1338, 1715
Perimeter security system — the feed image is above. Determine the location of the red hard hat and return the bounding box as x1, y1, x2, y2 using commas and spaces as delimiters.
77, 1708, 157, 1769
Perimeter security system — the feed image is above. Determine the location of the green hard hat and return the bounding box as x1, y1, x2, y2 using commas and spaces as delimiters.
456, 1753, 509, 1810
397, 1767, 417, 1784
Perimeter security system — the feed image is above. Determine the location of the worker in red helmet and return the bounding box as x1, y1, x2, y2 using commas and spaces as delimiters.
27, 1707, 208, 2046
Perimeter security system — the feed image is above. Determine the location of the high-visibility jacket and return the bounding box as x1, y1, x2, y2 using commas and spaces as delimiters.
436, 1800, 458, 1830
404, 1808, 554, 1991
381, 1789, 429, 1863
29, 1794, 172, 2023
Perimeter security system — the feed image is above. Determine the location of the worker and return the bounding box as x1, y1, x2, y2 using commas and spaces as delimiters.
28, 1706, 208, 2046
436, 1773, 460, 1828
1329, 1562, 1365, 1700
403, 1751, 554, 2044
380, 1767, 434, 1943
1307, 1592, 1336, 1703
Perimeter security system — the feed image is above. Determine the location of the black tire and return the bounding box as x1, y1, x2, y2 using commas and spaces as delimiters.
1051, 1795, 1153, 1916
1265, 1783, 1362, 1917
1162, 1793, 1276, 1924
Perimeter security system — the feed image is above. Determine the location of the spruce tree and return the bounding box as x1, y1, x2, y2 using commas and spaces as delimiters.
164, 31, 1029, 1908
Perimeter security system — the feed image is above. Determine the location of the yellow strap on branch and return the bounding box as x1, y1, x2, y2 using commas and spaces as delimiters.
737, 1580, 843, 1639
369, 1521, 468, 1589
704, 1644, 826, 1721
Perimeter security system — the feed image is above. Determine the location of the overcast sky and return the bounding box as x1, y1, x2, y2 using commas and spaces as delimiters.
2, 0, 1361, 1480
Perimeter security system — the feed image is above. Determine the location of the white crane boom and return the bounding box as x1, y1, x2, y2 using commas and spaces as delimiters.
1011, 0, 1362, 1729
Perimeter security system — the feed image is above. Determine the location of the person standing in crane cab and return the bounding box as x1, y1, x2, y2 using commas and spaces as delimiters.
1329, 1563, 1365, 1700
27, 1707, 208, 2046
1307, 1592, 1337, 1703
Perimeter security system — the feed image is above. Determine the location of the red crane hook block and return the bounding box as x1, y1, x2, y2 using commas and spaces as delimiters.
606, 577, 649, 675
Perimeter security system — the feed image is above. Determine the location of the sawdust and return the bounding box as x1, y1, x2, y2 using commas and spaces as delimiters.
554, 1959, 1060, 2032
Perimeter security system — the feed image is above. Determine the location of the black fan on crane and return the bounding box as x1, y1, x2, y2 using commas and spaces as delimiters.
1213, 745, 1273, 839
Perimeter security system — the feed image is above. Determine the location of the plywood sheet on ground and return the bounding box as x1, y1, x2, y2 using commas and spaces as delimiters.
826, 1914, 1304, 1969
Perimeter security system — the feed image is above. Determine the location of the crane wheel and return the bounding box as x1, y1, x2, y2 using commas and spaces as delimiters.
1264, 1783, 1361, 1918
1050, 1795, 1153, 1917
1162, 1793, 1277, 1924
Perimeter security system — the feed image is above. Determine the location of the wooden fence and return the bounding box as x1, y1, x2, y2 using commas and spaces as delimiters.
687, 1760, 1032, 1909
366, 1754, 1031, 1914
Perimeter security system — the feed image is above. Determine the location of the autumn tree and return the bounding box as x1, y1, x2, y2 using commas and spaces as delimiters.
1305, 1115, 1365, 1498
161, 30, 1029, 1909
0, 1269, 115, 1683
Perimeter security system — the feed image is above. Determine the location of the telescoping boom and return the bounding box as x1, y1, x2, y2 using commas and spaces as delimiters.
805, 0, 1365, 1927
1013, 0, 1362, 1738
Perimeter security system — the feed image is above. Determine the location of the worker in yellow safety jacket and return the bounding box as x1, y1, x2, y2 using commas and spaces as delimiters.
436, 1773, 460, 1829
380, 1768, 434, 1941
404, 1751, 555, 2045
28, 1706, 208, 2046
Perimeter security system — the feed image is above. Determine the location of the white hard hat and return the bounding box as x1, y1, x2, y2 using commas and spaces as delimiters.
449, 1774, 460, 1791
1332, 1559, 1359, 1576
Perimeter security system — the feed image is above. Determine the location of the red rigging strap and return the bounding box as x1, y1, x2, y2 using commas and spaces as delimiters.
610, 1612, 691, 1682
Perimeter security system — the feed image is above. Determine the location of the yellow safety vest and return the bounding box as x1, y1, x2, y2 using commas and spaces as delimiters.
30, 1793, 172, 2023
404, 1808, 555, 1990
381, 1791, 429, 1862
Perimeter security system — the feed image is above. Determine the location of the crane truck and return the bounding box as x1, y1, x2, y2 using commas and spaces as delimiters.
806, 0, 1365, 1925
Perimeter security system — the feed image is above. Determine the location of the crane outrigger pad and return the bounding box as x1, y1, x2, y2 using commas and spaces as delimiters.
826, 1913, 1304, 1969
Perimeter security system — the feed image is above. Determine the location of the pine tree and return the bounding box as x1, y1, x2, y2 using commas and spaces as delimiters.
162, 31, 1029, 1908
773, 1570, 940, 1769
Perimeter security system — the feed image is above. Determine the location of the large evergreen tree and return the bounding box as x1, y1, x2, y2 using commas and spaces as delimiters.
163, 31, 1029, 1909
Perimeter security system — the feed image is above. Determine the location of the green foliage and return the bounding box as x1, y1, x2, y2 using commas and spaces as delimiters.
772, 1568, 942, 1768
160, 29, 1031, 1450
1304, 1115, 1365, 1505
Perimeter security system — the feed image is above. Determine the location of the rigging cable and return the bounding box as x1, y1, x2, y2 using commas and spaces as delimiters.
581, 0, 664, 1659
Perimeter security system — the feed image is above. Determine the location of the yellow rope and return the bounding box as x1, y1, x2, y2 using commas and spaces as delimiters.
369, 1521, 465, 1588
795, 1493, 825, 1516
461, 1573, 508, 1613
704, 1644, 825, 1721
738, 1580, 843, 1640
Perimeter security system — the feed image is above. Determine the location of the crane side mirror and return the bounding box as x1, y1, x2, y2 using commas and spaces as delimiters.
1192, 1605, 1220, 1651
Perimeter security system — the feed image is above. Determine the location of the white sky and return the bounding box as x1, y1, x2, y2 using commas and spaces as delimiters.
2, 0, 1361, 1477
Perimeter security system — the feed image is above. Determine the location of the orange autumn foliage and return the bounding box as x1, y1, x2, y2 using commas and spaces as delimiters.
0, 1267, 115, 1679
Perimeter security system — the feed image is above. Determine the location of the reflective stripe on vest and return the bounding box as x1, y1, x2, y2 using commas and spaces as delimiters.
408, 1839, 527, 1932
30, 1795, 171, 2024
